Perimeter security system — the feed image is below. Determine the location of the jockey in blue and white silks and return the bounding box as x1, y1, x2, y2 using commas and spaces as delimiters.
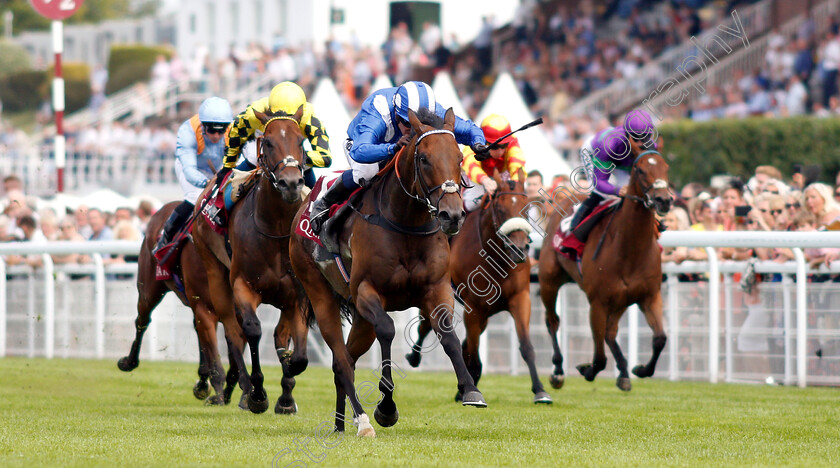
309, 81, 489, 233
154, 96, 233, 253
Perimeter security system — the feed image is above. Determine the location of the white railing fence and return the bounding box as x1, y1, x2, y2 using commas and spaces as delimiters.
1, 233, 839, 388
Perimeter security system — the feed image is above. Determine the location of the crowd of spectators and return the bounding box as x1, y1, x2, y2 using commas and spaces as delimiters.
0, 174, 150, 268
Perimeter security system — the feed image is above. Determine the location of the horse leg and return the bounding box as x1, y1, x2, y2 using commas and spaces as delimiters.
404, 309, 433, 368
193, 328, 211, 400
455, 310, 487, 403
577, 301, 608, 381
274, 297, 310, 415
633, 293, 667, 378
422, 286, 486, 407
193, 303, 227, 404
223, 332, 250, 409
118, 279, 167, 372
509, 291, 552, 404
355, 282, 401, 428
539, 265, 567, 389
232, 277, 268, 414
604, 310, 632, 392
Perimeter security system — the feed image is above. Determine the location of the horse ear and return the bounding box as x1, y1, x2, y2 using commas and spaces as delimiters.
492, 168, 502, 184
408, 109, 421, 130
443, 107, 455, 130
254, 110, 270, 125
655, 136, 664, 153
516, 168, 527, 184
293, 104, 304, 123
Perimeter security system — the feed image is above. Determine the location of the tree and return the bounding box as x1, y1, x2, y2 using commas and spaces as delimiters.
3, 0, 160, 33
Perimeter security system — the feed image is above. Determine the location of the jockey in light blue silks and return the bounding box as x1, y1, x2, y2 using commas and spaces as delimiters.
153, 96, 233, 253
309, 81, 490, 233
568, 109, 658, 230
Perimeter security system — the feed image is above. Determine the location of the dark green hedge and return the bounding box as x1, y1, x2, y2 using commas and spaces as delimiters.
659, 117, 840, 186
0, 70, 48, 113
106, 44, 173, 94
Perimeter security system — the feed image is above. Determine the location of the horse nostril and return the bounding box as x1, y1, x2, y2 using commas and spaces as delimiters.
297, 178, 304, 187
278, 179, 288, 188
458, 210, 466, 221
439, 211, 451, 221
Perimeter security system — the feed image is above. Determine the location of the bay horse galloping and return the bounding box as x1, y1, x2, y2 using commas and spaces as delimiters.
193, 108, 311, 414
290, 108, 486, 438
538, 137, 672, 391
118, 202, 247, 406
405, 169, 553, 404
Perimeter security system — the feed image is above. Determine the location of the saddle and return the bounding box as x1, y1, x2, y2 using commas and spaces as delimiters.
553, 197, 622, 263
198, 169, 259, 236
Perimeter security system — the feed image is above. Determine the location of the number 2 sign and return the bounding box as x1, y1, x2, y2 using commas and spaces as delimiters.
29, 0, 85, 21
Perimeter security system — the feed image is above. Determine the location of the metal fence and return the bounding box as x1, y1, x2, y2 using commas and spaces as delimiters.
1, 235, 839, 388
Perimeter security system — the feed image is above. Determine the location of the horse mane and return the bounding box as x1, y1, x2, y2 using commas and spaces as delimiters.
415, 107, 444, 129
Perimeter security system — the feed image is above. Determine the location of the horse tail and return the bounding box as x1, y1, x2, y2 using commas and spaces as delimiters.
292, 275, 317, 329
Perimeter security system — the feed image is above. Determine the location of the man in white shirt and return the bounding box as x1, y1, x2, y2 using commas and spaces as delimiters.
821, 31, 840, 107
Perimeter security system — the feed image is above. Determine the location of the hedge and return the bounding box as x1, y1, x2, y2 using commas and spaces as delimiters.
0, 70, 48, 113
106, 44, 173, 94
658, 117, 840, 187
0, 41, 32, 78
47, 62, 91, 114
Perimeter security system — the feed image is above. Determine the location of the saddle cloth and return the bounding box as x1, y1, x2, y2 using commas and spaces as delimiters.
553, 197, 621, 262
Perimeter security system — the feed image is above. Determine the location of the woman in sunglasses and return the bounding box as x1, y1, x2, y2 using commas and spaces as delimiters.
461, 114, 527, 212
153, 97, 234, 254
804, 183, 840, 230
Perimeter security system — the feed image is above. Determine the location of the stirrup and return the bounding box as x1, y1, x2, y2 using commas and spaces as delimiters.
310, 209, 329, 235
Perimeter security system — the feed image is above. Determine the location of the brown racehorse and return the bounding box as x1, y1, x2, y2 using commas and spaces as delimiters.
290, 108, 486, 438
193, 108, 312, 415
405, 169, 553, 404
118, 201, 249, 406
538, 137, 672, 391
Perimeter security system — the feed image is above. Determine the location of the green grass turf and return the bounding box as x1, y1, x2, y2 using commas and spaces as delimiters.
0, 357, 837, 467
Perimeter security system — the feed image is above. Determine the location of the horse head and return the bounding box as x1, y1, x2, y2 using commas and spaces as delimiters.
481, 168, 532, 263
403, 107, 466, 235
628, 135, 672, 216
254, 107, 307, 204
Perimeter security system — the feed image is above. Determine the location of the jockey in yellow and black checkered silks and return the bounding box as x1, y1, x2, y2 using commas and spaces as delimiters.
223, 81, 333, 170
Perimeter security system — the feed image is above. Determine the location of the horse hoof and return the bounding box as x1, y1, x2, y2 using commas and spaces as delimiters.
549, 374, 565, 389
461, 391, 487, 408
204, 394, 225, 406
223, 388, 234, 406
617, 377, 632, 392
373, 406, 399, 427
632, 365, 649, 378
247, 391, 269, 414
238, 393, 248, 411
355, 414, 376, 438
117, 356, 138, 372
454, 391, 462, 402
193, 380, 211, 400
576, 363, 594, 380
533, 391, 553, 404
274, 399, 298, 415
405, 352, 421, 368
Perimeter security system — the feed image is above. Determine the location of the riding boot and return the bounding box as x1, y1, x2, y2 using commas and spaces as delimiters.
153, 201, 194, 254
310, 176, 355, 235
569, 193, 603, 232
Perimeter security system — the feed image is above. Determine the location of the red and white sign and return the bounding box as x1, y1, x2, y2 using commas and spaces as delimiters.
29, 0, 84, 21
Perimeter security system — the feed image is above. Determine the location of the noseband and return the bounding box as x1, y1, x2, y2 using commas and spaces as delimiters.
628, 149, 669, 210
395, 129, 461, 216
257, 116, 305, 192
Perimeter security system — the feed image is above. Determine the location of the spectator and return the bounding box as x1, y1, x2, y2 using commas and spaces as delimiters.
803, 183, 840, 228
53, 216, 88, 265
820, 30, 840, 108
86, 208, 114, 241
136, 200, 155, 233
75, 204, 92, 239
6, 215, 47, 267
661, 207, 690, 264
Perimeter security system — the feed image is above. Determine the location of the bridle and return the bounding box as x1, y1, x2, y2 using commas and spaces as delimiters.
257, 116, 305, 193
477, 184, 529, 245
395, 129, 461, 216
626, 149, 669, 211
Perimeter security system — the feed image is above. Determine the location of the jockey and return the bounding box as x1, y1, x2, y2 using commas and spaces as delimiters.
153, 96, 233, 253
568, 109, 657, 230
310, 81, 490, 233
461, 114, 526, 211
217, 81, 332, 188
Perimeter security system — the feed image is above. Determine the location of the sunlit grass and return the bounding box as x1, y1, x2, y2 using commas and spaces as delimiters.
0, 357, 837, 467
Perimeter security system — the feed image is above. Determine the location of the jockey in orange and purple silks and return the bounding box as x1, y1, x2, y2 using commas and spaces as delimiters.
568, 109, 658, 230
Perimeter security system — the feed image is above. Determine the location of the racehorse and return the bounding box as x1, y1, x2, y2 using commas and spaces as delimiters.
118, 201, 248, 406
193, 108, 312, 415
405, 169, 553, 404
290, 108, 486, 438
538, 137, 672, 391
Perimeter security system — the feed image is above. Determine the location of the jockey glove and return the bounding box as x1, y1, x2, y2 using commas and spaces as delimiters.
213, 167, 232, 191
471, 142, 491, 161
393, 134, 411, 154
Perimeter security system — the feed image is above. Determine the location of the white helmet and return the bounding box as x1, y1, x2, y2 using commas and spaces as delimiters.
198, 97, 234, 124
